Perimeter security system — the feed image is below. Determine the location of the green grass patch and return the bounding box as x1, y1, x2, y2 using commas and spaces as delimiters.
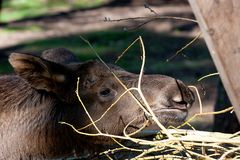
0, 60, 13, 74
1, 0, 107, 22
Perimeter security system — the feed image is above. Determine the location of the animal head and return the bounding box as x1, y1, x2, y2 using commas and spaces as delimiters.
9, 50, 194, 138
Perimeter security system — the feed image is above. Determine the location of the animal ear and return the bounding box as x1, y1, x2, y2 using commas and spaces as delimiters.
9, 53, 72, 93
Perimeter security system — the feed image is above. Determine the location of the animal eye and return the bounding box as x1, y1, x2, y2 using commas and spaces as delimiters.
99, 88, 111, 97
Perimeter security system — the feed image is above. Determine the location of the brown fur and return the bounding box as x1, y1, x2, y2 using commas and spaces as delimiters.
0, 48, 194, 159
41, 48, 79, 64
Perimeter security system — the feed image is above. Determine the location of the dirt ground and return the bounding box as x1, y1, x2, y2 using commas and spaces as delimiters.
0, 2, 217, 131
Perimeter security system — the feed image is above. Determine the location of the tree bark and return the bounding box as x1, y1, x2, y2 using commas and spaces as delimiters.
188, 0, 240, 122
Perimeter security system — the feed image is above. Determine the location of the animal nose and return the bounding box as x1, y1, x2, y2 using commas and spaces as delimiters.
171, 80, 195, 109
171, 94, 190, 109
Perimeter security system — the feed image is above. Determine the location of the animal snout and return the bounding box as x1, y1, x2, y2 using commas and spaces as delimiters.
170, 80, 195, 110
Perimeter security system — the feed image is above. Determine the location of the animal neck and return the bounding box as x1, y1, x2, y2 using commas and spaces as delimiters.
0, 75, 79, 159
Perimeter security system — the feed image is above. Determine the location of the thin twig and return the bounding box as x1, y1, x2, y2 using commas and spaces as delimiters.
75, 77, 102, 134
123, 117, 150, 137
166, 31, 202, 62
60, 121, 153, 144
144, 3, 159, 16
137, 36, 173, 139
106, 15, 198, 23
188, 85, 203, 114
178, 106, 234, 129
219, 146, 240, 160
115, 37, 140, 63
198, 72, 219, 82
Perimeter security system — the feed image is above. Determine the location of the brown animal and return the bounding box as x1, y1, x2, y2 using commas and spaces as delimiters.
41, 48, 79, 64
0, 48, 194, 159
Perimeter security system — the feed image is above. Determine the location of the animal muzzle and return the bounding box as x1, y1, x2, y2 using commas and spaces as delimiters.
139, 77, 195, 126
170, 80, 195, 110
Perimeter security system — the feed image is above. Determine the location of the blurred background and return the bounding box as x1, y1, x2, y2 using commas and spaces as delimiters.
0, 0, 237, 132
